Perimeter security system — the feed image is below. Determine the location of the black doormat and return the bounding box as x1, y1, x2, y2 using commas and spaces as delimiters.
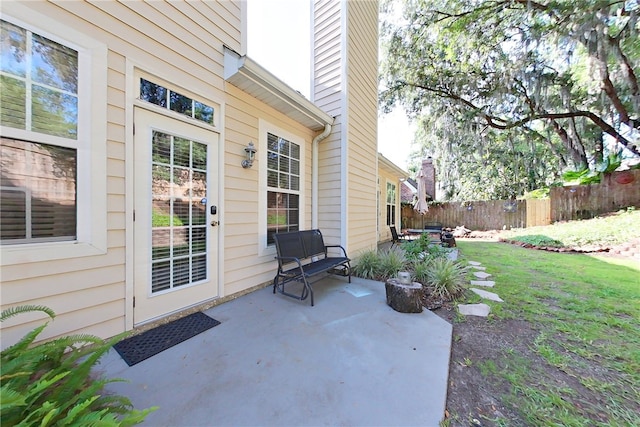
113, 312, 220, 366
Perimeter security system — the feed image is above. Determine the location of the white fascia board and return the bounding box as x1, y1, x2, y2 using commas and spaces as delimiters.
224, 47, 333, 131
378, 153, 409, 179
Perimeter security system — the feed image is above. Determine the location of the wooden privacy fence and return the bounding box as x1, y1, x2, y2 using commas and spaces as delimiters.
550, 170, 640, 221
401, 200, 544, 231
401, 170, 640, 231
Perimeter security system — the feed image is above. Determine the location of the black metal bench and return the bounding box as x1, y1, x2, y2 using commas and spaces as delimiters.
272, 229, 351, 306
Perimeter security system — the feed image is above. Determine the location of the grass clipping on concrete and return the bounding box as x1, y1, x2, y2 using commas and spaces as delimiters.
449, 215, 639, 426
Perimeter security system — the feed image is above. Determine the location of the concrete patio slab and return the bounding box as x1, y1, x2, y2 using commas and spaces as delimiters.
99, 277, 452, 426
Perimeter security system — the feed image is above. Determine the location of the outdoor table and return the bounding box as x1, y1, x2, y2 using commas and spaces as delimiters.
404, 229, 441, 243
406, 229, 440, 234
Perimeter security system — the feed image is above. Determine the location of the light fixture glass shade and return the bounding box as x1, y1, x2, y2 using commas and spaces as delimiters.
242, 142, 256, 168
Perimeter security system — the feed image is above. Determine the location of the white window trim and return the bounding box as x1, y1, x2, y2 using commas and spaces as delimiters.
1, 4, 107, 265
258, 119, 305, 256
134, 70, 221, 131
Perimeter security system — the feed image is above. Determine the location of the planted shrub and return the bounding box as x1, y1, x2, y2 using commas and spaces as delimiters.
412, 259, 431, 285
506, 234, 563, 247
425, 258, 469, 300
400, 239, 425, 261
1, 305, 157, 426
352, 249, 381, 280
422, 242, 449, 260
402, 234, 449, 262
378, 248, 407, 280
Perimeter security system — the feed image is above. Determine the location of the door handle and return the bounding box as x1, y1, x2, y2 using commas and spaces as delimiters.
210, 220, 219, 227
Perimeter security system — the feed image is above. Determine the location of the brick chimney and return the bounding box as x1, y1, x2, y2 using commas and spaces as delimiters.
422, 157, 436, 200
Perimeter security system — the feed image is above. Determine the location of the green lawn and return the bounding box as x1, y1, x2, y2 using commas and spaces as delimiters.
503, 208, 640, 247
456, 239, 639, 426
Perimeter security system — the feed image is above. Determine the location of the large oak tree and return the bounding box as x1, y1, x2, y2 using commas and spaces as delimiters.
380, 0, 639, 200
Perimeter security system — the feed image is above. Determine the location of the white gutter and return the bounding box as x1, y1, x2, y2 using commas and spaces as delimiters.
224, 46, 334, 228
312, 123, 332, 229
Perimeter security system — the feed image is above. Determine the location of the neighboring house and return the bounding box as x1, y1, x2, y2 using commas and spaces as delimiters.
400, 157, 438, 205
401, 178, 418, 204
421, 157, 437, 201
0, 0, 381, 346
378, 153, 409, 242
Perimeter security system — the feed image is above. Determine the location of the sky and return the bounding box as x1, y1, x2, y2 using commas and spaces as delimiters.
246, 0, 414, 171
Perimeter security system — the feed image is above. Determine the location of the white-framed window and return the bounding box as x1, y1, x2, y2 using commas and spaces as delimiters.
386, 181, 397, 226
139, 78, 216, 126
259, 120, 305, 252
266, 132, 300, 244
0, 5, 107, 263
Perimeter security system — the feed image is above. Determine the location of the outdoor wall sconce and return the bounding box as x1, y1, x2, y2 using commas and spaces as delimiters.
242, 142, 256, 168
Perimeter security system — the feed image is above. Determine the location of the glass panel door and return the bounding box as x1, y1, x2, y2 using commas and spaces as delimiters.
134, 107, 219, 325
150, 131, 208, 293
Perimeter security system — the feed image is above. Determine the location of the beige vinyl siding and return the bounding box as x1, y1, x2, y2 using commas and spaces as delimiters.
312, 0, 379, 253
345, 0, 379, 252
58, 0, 235, 96
313, 1, 343, 113
317, 124, 344, 244
0, 0, 245, 345
221, 85, 316, 296
313, 0, 344, 244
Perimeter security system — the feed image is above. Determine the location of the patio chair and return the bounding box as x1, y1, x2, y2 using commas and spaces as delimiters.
389, 226, 408, 248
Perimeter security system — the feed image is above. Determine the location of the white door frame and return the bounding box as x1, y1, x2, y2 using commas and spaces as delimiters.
132, 106, 220, 325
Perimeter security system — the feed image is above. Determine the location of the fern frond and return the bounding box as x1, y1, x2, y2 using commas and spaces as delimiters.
1, 323, 49, 358
119, 406, 160, 427
40, 334, 105, 354
72, 408, 120, 426
25, 371, 70, 399
97, 393, 133, 413
0, 306, 154, 425
40, 401, 62, 427
58, 395, 100, 425
0, 385, 26, 409
0, 305, 55, 322
0, 371, 31, 382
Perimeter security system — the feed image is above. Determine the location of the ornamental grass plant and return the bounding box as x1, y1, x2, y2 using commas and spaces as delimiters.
424, 257, 469, 300
352, 239, 466, 302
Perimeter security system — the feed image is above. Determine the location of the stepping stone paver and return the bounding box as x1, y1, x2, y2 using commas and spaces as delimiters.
458, 303, 491, 317
470, 288, 503, 302
470, 266, 486, 270
468, 261, 482, 266
470, 280, 495, 287
473, 271, 492, 279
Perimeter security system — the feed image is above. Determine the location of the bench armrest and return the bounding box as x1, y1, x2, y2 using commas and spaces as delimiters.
275, 255, 304, 267
325, 244, 348, 258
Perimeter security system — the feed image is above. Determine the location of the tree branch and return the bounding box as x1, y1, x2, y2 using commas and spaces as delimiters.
397, 81, 640, 157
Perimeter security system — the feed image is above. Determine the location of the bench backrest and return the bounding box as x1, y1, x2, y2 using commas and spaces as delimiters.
300, 229, 326, 258
273, 229, 327, 262
273, 231, 306, 261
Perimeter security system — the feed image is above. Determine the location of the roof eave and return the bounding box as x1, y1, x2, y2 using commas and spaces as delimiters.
224, 47, 333, 131
378, 153, 409, 179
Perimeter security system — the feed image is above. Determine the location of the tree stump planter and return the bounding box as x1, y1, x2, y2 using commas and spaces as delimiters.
385, 279, 423, 313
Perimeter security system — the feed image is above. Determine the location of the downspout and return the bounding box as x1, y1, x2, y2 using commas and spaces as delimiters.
312, 122, 332, 229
